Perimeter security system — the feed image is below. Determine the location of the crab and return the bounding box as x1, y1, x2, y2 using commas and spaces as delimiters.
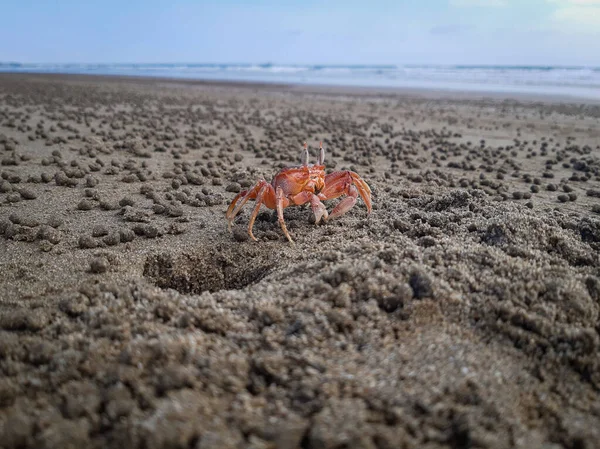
226, 141, 372, 243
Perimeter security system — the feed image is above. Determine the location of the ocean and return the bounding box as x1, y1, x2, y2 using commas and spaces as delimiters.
2, 63, 600, 100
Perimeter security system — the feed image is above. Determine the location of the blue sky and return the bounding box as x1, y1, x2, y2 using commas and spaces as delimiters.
1, 0, 599, 65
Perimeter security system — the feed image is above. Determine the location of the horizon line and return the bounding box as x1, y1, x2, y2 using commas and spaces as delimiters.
2, 62, 600, 69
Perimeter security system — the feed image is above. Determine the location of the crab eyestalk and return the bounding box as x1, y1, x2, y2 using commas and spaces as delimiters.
302, 141, 309, 166
318, 141, 325, 165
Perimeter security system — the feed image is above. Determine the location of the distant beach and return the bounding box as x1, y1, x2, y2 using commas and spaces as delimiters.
2, 62, 600, 100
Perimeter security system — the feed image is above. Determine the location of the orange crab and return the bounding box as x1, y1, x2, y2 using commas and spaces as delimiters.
226, 141, 372, 243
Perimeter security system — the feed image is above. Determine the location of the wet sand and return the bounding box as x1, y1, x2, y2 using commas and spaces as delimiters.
0, 73, 599, 448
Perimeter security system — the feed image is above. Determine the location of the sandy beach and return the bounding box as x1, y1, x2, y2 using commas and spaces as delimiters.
1, 73, 599, 448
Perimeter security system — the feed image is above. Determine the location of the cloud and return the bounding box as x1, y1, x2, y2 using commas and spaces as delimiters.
548, 0, 600, 28
552, 6, 600, 26
449, 0, 507, 6
548, 0, 600, 4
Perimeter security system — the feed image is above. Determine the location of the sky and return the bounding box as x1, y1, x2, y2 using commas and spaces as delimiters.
0, 0, 599, 66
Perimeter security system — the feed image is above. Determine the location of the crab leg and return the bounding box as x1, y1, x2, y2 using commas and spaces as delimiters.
247, 185, 268, 241
320, 170, 372, 220
226, 190, 250, 231
226, 180, 276, 233
329, 185, 359, 220
351, 173, 372, 213
226, 185, 257, 231
276, 186, 294, 243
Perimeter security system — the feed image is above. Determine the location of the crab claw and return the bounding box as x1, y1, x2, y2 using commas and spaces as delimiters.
311, 195, 328, 224
320, 170, 372, 221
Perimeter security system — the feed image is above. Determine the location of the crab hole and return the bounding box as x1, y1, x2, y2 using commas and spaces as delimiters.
143, 244, 274, 294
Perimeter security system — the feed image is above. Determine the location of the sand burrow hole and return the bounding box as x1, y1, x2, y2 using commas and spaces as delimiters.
143, 244, 276, 294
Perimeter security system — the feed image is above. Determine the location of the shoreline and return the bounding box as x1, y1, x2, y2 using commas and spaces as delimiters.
3, 71, 600, 105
